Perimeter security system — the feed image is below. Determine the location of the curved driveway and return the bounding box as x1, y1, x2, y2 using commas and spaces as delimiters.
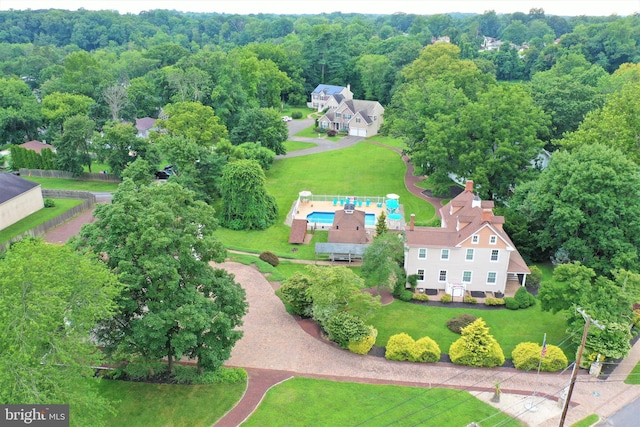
219, 261, 640, 426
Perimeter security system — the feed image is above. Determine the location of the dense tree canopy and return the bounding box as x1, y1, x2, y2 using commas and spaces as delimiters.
0, 239, 121, 426
229, 107, 288, 155
75, 180, 247, 374
219, 159, 278, 230
510, 144, 640, 276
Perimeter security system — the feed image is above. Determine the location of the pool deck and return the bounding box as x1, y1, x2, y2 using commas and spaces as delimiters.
287, 199, 406, 231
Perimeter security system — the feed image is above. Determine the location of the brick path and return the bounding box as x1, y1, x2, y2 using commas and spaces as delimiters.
214, 261, 640, 427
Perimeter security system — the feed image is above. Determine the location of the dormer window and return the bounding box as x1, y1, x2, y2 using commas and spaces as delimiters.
472, 235, 479, 244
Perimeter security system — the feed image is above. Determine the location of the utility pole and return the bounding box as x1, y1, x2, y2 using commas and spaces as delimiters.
559, 307, 605, 426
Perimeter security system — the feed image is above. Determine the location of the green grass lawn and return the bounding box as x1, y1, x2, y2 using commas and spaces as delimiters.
367, 134, 408, 150
215, 141, 436, 257
624, 360, 640, 384
83, 161, 110, 173
243, 377, 522, 427
284, 140, 317, 152
570, 414, 600, 427
0, 198, 85, 243
23, 176, 120, 192
97, 379, 246, 427
370, 301, 573, 360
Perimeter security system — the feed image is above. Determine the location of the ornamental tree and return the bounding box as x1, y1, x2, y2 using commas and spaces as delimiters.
220, 159, 278, 230
0, 239, 121, 427
449, 318, 505, 368
74, 180, 247, 375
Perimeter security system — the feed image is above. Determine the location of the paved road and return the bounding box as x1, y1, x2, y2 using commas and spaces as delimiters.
597, 396, 640, 426
278, 118, 364, 158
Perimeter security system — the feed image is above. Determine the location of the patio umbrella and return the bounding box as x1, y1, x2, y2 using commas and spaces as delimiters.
299, 190, 312, 197
386, 193, 400, 199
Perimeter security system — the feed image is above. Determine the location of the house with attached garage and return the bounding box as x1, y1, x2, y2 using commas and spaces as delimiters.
403, 180, 530, 297
309, 84, 385, 137
308, 84, 353, 112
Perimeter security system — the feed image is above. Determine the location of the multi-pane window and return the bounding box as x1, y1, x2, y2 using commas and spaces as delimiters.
438, 270, 447, 282
465, 248, 474, 261
417, 269, 425, 281
355, 118, 361, 123
418, 248, 427, 259
462, 271, 472, 283
441, 249, 449, 260
490, 235, 497, 244
487, 272, 497, 284
491, 249, 499, 261
472, 235, 479, 244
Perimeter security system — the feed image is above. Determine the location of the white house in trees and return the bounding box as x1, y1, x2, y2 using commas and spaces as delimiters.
404, 181, 530, 296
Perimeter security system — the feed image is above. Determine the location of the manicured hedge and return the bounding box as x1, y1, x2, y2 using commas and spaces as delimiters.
348, 326, 377, 355
385, 333, 441, 363
511, 342, 568, 372
449, 318, 505, 368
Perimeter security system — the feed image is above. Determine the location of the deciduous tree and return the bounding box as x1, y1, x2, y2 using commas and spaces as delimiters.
75, 180, 247, 375
219, 159, 278, 230
0, 239, 120, 426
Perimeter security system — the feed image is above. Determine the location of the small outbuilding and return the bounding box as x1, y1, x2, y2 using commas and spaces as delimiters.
0, 172, 44, 231
289, 219, 308, 244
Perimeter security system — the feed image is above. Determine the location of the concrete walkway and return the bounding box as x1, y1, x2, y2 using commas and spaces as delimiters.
215, 261, 640, 426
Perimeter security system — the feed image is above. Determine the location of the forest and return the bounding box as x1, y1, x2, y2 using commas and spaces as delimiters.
0, 7, 640, 267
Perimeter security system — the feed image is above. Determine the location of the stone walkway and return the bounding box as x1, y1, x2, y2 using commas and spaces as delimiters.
214, 261, 640, 426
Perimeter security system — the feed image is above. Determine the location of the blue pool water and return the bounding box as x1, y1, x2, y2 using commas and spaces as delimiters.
307, 211, 376, 226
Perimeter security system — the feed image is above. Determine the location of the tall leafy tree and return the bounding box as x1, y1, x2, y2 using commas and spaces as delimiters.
75, 180, 247, 374
41, 91, 94, 134
54, 115, 94, 176
361, 233, 405, 292
99, 122, 143, 177
0, 239, 121, 427
156, 101, 228, 147
510, 143, 640, 276
229, 107, 288, 155
0, 76, 41, 143
220, 159, 278, 230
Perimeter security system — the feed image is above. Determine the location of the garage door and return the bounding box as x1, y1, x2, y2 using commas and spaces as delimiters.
349, 128, 366, 137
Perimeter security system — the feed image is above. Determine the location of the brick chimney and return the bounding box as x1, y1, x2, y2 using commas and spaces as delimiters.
465, 180, 474, 192
481, 209, 492, 223
409, 214, 415, 231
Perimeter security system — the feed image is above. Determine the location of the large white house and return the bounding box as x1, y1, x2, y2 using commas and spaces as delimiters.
404, 181, 530, 296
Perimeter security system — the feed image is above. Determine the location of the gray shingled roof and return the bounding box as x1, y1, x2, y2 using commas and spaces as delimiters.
0, 172, 40, 205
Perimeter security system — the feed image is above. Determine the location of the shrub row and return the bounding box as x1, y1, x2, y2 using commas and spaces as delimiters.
385, 333, 441, 363
411, 293, 429, 301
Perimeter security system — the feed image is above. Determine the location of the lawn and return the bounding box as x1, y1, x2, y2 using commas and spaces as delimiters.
214, 141, 436, 258
0, 198, 85, 243
97, 379, 245, 427
370, 301, 574, 360
624, 361, 640, 384
23, 176, 120, 192
243, 377, 522, 427
367, 134, 408, 150
284, 140, 316, 152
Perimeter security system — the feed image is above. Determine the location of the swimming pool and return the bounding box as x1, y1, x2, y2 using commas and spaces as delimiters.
307, 211, 376, 226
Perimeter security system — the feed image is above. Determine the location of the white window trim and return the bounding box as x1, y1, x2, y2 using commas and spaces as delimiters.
465, 248, 474, 261
417, 269, 425, 281
441, 249, 449, 260
418, 248, 427, 259
487, 271, 497, 285
438, 270, 447, 283
489, 235, 497, 245
471, 234, 479, 244
462, 271, 472, 283
490, 249, 499, 262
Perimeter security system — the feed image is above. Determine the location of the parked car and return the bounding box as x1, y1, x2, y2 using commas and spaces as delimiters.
155, 165, 174, 180
281, 116, 293, 122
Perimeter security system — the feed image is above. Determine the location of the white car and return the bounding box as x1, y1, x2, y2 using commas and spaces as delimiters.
281, 116, 293, 122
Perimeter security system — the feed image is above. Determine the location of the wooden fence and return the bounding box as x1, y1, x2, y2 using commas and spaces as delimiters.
19, 168, 121, 182
0, 190, 96, 252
